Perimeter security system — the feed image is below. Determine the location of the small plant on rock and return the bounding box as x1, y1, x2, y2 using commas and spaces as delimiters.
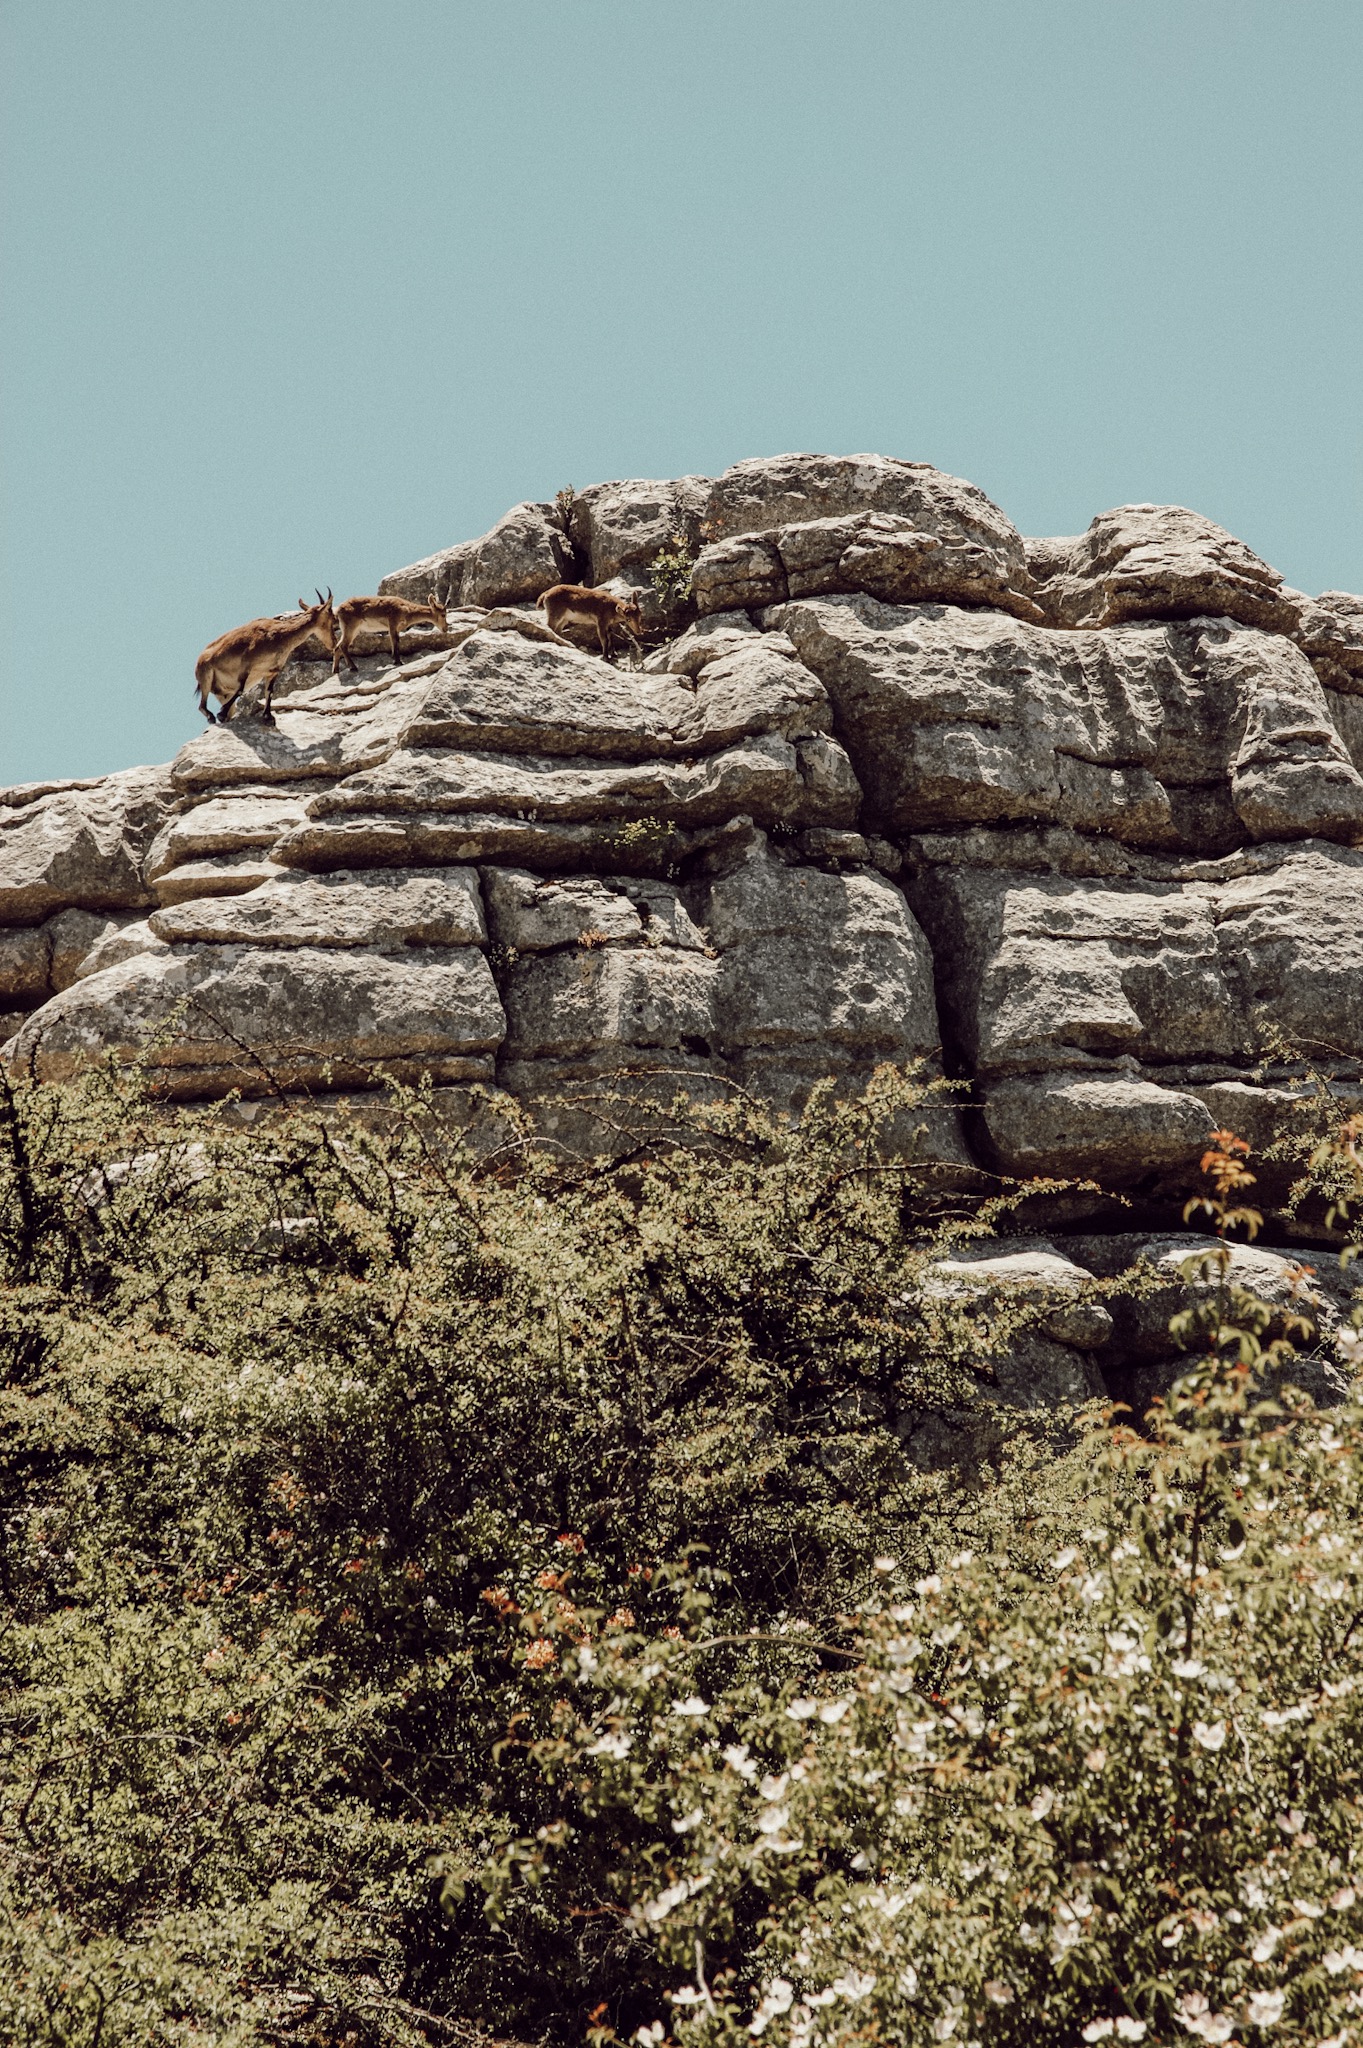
649, 532, 696, 623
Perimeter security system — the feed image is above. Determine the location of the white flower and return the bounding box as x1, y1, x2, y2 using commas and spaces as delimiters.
757, 1805, 790, 1835
749, 1979, 794, 2036
635, 2022, 666, 2044
1252, 1927, 1281, 1962
1335, 1325, 1363, 1365
1330, 1888, 1357, 1911
1247, 1990, 1285, 2027
1052, 1548, 1078, 1571
1292, 1899, 1326, 1920
786, 1699, 818, 1721
819, 1698, 852, 1725
983, 1981, 1013, 2005
641, 1881, 689, 1924
1178, 1997, 1235, 2042
832, 1972, 875, 2003
671, 1809, 703, 1835
1193, 1719, 1227, 1751
671, 1696, 709, 1717
724, 1743, 757, 1780
1117, 2023, 1147, 2041
1030, 1786, 1056, 1819
760, 1772, 789, 1801
950, 1551, 975, 1568
873, 1555, 898, 1573
1172, 1657, 1205, 1679
1082, 2024, 1115, 2042
916, 1575, 942, 1596
899, 1965, 920, 1997
586, 1730, 633, 1758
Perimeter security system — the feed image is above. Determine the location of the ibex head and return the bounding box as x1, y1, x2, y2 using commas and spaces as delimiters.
299, 589, 339, 651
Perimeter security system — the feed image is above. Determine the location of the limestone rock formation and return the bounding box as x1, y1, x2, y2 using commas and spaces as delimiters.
4, 451, 1361, 1226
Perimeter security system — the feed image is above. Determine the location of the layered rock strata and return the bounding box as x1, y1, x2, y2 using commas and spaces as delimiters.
4, 451, 1361, 1204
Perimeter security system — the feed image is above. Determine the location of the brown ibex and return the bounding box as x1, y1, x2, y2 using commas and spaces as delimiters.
195, 592, 338, 726
535, 583, 645, 663
332, 592, 447, 674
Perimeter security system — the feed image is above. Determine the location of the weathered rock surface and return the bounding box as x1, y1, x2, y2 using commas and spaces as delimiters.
1032, 505, 1298, 633
6, 944, 503, 1096
378, 499, 577, 609
773, 597, 1363, 851
0, 768, 173, 924
150, 866, 487, 950
4, 452, 1361, 1242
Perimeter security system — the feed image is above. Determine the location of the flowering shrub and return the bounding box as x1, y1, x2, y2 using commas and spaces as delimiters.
0, 1055, 1358, 2046
477, 1134, 1363, 2048
480, 1364, 1363, 2048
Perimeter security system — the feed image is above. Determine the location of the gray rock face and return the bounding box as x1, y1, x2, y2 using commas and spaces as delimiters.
6, 944, 503, 1097
379, 500, 576, 609
699, 453, 1027, 571
150, 866, 487, 950
1033, 504, 1298, 633
3, 451, 1361, 1224
0, 768, 173, 924
692, 511, 1045, 624
772, 597, 1363, 851
567, 476, 709, 604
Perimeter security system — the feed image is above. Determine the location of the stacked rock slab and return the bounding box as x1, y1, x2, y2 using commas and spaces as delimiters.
3, 451, 1362, 1199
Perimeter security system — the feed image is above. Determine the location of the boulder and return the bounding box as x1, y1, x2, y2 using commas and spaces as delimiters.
0, 768, 172, 924
47, 909, 133, 991
644, 610, 763, 676
1198, 621, 1363, 843
0, 925, 52, 1002
691, 510, 1044, 623
150, 866, 487, 949
700, 453, 1028, 579
981, 1074, 1215, 1183
305, 733, 858, 833
378, 500, 576, 608
909, 844, 1363, 1122
144, 796, 310, 881
773, 595, 1363, 850
1295, 590, 1363, 681
73, 919, 170, 980
399, 632, 695, 759
152, 854, 294, 905
499, 943, 720, 1062
274, 811, 701, 877
4, 943, 505, 1097
927, 1240, 1115, 1351
1033, 504, 1297, 632
1070, 1232, 1358, 1411
704, 842, 942, 1061
566, 475, 708, 589
482, 869, 708, 954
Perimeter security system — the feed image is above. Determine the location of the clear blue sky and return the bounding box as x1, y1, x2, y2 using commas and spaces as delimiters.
2, 0, 1360, 785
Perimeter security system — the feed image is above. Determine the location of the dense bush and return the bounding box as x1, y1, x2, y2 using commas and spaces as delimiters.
0, 1062, 1358, 2048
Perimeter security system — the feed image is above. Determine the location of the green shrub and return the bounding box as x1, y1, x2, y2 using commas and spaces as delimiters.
476, 1138, 1363, 2048
1, 1064, 1357, 2045
0, 1060, 1096, 2044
